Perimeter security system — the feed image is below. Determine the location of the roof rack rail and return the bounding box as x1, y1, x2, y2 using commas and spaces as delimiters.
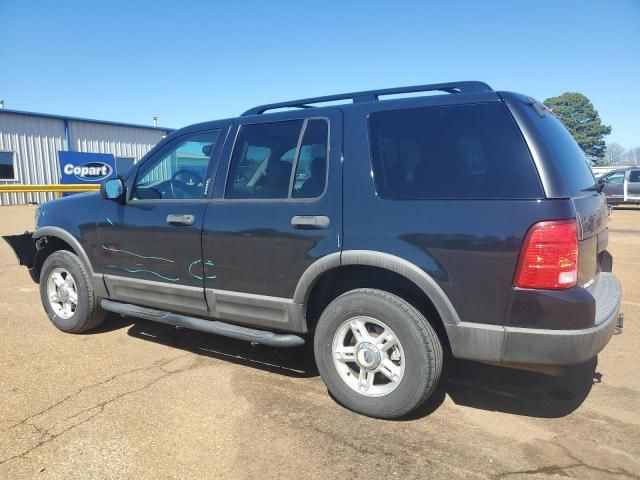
242, 81, 493, 116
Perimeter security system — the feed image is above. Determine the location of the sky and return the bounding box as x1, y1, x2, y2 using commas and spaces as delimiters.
1, 0, 639, 147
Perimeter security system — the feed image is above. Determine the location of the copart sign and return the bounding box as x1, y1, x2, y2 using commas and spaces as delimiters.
58, 151, 117, 184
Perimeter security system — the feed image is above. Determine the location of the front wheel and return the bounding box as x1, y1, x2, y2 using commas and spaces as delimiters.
39, 250, 105, 333
314, 288, 443, 419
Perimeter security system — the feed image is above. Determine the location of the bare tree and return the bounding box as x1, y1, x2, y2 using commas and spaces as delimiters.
625, 147, 640, 166
604, 142, 627, 165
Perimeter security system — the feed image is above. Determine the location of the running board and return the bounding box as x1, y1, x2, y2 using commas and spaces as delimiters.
100, 299, 305, 348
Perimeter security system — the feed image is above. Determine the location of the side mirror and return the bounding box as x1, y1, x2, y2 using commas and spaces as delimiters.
101, 178, 125, 202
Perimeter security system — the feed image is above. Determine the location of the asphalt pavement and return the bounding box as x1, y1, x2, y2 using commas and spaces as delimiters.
1, 205, 639, 479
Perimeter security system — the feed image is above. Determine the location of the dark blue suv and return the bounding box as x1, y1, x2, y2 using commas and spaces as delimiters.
4, 81, 623, 418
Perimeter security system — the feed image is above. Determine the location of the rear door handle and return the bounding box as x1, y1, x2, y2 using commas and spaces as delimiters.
291, 215, 330, 229
166, 214, 195, 226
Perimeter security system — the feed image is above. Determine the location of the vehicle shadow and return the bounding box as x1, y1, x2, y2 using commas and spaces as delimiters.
124, 316, 317, 379
90, 313, 135, 333
440, 356, 598, 418
120, 315, 599, 419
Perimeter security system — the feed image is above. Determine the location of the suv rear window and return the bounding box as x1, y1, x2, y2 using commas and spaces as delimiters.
369, 103, 543, 200
520, 105, 596, 194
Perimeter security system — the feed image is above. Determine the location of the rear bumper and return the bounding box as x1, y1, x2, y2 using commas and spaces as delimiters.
445, 272, 622, 365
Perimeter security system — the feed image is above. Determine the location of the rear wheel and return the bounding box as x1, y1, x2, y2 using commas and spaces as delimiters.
39, 250, 105, 333
314, 288, 443, 418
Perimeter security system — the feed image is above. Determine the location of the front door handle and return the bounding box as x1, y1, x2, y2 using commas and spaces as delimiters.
291, 215, 330, 229
166, 214, 195, 226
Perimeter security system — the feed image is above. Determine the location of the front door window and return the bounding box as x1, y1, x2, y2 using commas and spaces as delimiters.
132, 130, 220, 200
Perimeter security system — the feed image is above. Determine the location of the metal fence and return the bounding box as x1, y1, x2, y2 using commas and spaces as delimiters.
0, 110, 169, 205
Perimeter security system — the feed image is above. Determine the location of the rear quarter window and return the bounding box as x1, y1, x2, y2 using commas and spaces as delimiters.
369, 103, 543, 200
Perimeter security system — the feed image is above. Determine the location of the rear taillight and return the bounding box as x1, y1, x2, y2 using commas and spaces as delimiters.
515, 219, 578, 290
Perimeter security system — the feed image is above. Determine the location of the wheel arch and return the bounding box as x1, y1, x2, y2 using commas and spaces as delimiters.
32, 226, 108, 297
296, 250, 461, 336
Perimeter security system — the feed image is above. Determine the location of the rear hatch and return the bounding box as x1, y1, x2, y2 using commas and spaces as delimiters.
501, 92, 609, 288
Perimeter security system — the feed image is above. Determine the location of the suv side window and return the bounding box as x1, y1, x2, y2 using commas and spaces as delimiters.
226, 120, 301, 199
629, 170, 640, 183
369, 103, 544, 199
132, 130, 220, 200
225, 119, 328, 199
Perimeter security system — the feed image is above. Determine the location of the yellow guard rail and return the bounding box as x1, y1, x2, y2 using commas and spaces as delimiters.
0, 184, 100, 193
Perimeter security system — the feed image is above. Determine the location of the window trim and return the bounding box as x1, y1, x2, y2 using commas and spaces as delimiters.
128, 129, 221, 203
287, 119, 307, 197
221, 116, 330, 203
0, 150, 18, 181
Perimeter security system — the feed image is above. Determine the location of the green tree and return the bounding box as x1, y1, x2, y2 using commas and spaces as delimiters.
544, 92, 611, 164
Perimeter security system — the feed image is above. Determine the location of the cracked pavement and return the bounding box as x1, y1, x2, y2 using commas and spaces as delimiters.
1, 205, 639, 479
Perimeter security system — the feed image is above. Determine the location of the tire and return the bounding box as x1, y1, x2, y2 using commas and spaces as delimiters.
39, 250, 105, 333
314, 288, 443, 419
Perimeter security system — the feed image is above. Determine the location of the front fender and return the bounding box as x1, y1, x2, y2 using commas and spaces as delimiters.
33, 226, 96, 275
31, 226, 108, 297
2, 226, 108, 297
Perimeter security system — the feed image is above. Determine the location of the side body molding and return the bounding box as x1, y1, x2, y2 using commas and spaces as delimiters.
294, 250, 462, 331
33, 226, 109, 297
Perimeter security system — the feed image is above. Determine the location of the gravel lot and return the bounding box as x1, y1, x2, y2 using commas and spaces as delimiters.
1, 205, 639, 479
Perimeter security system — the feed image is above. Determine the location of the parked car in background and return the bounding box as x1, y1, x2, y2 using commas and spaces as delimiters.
598, 167, 640, 205
592, 166, 619, 179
